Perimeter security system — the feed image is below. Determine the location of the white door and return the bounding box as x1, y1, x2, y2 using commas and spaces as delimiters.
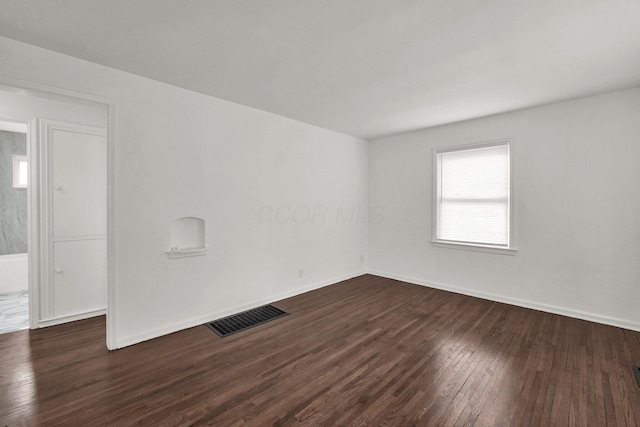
53, 239, 106, 318
52, 129, 107, 238
43, 122, 107, 322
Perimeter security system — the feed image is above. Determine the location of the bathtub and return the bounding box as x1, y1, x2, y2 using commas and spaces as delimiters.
0, 253, 28, 293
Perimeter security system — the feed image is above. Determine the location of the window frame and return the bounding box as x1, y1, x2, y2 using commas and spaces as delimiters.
12, 154, 28, 189
431, 140, 516, 255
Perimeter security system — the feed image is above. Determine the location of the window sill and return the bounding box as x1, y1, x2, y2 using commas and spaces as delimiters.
431, 241, 517, 256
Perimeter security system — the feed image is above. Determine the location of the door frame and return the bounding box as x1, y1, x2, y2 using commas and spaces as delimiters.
0, 115, 30, 304
39, 120, 108, 324
0, 75, 117, 350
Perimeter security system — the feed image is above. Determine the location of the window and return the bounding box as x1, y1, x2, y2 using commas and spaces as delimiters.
13, 155, 28, 188
433, 141, 513, 252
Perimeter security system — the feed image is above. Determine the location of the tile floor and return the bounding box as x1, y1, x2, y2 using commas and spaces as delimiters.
0, 291, 29, 334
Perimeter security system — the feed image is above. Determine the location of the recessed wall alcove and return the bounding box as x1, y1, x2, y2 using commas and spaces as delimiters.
166, 217, 207, 259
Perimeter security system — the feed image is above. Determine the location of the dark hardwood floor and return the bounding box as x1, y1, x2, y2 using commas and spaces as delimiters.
1, 274, 639, 426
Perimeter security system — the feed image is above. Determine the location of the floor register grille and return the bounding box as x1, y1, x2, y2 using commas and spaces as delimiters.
206, 304, 288, 337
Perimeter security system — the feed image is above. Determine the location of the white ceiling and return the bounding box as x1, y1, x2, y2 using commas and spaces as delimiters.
0, 0, 639, 139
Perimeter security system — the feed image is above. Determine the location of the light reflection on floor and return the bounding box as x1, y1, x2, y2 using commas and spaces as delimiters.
10, 362, 36, 408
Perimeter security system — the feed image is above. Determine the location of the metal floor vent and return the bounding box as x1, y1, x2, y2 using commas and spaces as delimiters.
206, 304, 288, 337
634, 366, 640, 388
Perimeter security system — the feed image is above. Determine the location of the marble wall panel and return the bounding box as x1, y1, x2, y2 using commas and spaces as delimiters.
0, 130, 27, 255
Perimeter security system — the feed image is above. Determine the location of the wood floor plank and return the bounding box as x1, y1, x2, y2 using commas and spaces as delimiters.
1, 274, 639, 426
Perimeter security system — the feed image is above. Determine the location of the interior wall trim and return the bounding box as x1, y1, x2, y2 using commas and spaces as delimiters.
368, 269, 640, 333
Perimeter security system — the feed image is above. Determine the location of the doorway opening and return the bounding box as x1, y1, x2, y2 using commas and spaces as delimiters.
0, 120, 29, 334
0, 80, 114, 349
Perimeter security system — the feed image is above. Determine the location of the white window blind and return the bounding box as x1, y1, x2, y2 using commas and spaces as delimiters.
436, 143, 510, 247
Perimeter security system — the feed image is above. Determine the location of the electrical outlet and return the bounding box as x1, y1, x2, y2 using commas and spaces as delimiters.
298, 269, 304, 278
360, 254, 364, 263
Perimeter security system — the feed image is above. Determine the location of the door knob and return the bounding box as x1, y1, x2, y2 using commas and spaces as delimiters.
54, 185, 62, 191
55, 269, 63, 273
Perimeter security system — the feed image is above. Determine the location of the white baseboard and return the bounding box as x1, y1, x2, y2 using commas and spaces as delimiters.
368, 269, 640, 333
39, 308, 106, 328
115, 270, 367, 349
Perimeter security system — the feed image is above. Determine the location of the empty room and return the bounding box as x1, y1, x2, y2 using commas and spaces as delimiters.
0, 1, 639, 425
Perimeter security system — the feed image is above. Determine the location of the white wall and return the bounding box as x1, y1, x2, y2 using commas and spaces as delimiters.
0, 36, 368, 348
0, 254, 28, 293
369, 88, 640, 330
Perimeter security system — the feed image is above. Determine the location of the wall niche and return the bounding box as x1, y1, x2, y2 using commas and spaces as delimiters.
166, 217, 207, 259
